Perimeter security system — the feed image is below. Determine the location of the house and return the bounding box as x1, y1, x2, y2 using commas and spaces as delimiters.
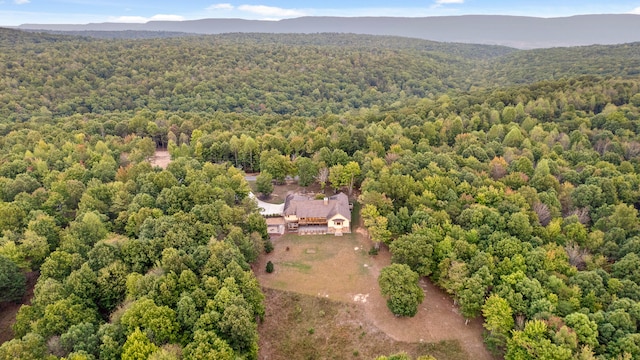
283, 193, 352, 236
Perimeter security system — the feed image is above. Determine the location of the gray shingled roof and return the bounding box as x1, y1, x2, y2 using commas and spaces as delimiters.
283, 193, 351, 221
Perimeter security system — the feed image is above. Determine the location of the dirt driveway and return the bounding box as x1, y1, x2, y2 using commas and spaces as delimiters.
255, 232, 494, 360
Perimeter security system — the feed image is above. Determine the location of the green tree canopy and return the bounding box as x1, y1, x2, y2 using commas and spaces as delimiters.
255, 171, 274, 198
121, 328, 159, 360
0, 254, 25, 302
378, 264, 424, 317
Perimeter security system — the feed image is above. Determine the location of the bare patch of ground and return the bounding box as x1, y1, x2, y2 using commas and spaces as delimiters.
258, 288, 468, 360
255, 233, 495, 360
0, 271, 38, 344
149, 149, 171, 169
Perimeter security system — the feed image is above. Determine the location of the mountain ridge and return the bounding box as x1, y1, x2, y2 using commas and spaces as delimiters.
15, 14, 640, 49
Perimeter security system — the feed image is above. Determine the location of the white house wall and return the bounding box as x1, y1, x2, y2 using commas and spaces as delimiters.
328, 215, 350, 232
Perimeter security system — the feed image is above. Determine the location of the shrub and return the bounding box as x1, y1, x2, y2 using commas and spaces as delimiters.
264, 239, 274, 253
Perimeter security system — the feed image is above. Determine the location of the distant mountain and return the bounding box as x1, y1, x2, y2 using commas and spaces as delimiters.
15, 14, 640, 49
22, 30, 197, 40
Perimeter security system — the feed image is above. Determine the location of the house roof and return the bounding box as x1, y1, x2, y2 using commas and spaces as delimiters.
266, 217, 285, 225
283, 193, 351, 221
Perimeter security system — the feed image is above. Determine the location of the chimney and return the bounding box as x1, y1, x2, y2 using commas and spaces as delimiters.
323, 197, 328, 205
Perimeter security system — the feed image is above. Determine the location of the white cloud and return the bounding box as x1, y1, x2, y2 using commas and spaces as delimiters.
237, 5, 306, 18
629, 7, 640, 14
207, 3, 234, 10
107, 14, 184, 23
198, 3, 464, 20
149, 14, 185, 21
435, 0, 464, 3
14, 0, 30, 4
108, 16, 147, 23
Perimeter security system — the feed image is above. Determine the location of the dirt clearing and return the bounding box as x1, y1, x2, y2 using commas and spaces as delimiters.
255, 233, 495, 360
258, 288, 468, 360
149, 149, 171, 169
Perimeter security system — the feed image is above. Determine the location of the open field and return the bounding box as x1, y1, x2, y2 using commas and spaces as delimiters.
254, 232, 495, 360
258, 288, 469, 360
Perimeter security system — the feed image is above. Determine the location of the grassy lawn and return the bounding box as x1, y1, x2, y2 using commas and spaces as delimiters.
279, 261, 313, 272
257, 233, 373, 301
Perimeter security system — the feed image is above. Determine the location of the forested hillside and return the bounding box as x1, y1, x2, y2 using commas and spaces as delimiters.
2, 29, 640, 359
481, 43, 640, 85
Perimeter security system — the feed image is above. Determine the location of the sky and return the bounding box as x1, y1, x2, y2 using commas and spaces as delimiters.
1, 0, 640, 26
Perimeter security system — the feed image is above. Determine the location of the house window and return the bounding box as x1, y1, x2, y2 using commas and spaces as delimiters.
335, 221, 342, 227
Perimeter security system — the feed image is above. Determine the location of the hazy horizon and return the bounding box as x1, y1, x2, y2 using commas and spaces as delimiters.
2, 0, 640, 26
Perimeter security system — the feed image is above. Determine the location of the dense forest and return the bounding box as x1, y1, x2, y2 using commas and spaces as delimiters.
2, 27, 640, 359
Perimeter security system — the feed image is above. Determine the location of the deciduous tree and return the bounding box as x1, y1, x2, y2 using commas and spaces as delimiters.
390, 232, 436, 277
378, 264, 424, 317
121, 328, 158, 360
506, 320, 572, 360
295, 157, 318, 187
0, 254, 25, 302
120, 297, 180, 344
482, 294, 514, 350
183, 330, 234, 360
255, 172, 273, 198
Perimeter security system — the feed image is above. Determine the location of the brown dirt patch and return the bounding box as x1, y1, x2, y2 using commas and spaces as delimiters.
258, 288, 468, 360
255, 233, 495, 360
0, 271, 38, 344
149, 150, 171, 169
